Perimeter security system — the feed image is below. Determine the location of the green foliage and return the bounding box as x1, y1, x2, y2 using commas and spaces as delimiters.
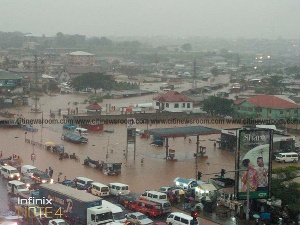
202, 96, 234, 116
271, 166, 300, 210
70, 73, 115, 93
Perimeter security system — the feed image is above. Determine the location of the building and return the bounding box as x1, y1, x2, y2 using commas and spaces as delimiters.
0, 70, 22, 89
65, 51, 95, 66
153, 91, 193, 113
234, 94, 300, 119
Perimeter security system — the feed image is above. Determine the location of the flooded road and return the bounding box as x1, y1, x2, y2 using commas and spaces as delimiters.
0, 74, 291, 218
0, 88, 237, 217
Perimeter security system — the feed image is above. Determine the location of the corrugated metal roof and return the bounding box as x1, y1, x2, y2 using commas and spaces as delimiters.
146, 126, 220, 138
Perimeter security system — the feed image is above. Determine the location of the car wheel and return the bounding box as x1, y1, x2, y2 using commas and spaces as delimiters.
168, 223, 172, 225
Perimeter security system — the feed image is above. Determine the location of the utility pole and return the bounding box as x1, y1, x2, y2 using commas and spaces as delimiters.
193, 59, 197, 89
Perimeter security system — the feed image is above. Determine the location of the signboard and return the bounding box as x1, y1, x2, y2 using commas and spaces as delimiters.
236, 128, 273, 200
127, 128, 136, 144
127, 118, 136, 128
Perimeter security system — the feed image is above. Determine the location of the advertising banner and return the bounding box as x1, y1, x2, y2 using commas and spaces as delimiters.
236, 128, 273, 200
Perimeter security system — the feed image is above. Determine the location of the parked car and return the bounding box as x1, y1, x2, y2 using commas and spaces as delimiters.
6, 160, 21, 171
20, 176, 39, 190
159, 186, 172, 193
116, 194, 136, 208
127, 212, 153, 225
61, 179, 77, 188
63, 124, 76, 130
31, 170, 53, 184
22, 125, 38, 132
48, 219, 69, 225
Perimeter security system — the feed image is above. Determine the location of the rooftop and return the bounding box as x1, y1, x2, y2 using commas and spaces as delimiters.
154, 91, 193, 102
236, 94, 300, 109
69, 51, 94, 56
145, 126, 220, 138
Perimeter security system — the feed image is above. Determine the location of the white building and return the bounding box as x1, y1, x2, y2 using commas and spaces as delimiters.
153, 91, 193, 113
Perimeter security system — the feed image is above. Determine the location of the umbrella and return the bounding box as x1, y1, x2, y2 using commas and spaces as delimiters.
45, 141, 56, 147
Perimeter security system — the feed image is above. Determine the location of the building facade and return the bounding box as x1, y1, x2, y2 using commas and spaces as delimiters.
154, 91, 193, 113
234, 95, 300, 120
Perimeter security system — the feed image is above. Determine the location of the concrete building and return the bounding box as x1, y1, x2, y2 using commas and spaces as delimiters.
234, 94, 300, 119
154, 91, 193, 113
65, 51, 95, 66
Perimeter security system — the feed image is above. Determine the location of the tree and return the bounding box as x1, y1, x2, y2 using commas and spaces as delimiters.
271, 166, 300, 211
202, 96, 234, 116
70, 73, 115, 94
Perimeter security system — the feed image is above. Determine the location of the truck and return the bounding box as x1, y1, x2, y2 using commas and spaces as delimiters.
39, 183, 113, 225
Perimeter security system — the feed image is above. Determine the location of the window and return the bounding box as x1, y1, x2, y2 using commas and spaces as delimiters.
294, 109, 298, 114
181, 218, 189, 225
174, 216, 181, 222
166, 103, 169, 108
182, 103, 185, 108
156, 102, 160, 106
174, 103, 179, 108
187, 103, 190, 108
280, 111, 284, 114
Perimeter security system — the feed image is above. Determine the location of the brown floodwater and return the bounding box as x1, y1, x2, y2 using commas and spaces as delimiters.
1, 83, 298, 218
1, 93, 237, 193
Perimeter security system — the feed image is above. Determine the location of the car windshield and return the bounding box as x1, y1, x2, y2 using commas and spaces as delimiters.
113, 212, 126, 220
18, 184, 26, 189
11, 170, 19, 174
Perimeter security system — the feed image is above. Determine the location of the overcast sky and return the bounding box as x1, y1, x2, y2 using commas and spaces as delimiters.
1, 0, 300, 39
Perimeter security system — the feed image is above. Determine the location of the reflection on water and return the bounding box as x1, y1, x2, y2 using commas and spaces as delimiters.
0, 93, 236, 216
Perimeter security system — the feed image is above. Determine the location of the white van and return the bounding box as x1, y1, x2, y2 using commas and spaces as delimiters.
21, 165, 37, 177
108, 183, 130, 196
166, 212, 199, 225
1, 165, 20, 180
102, 200, 127, 222
275, 152, 299, 163
75, 128, 88, 135
7, 180, 29, 195
75, 177, 93, 191
140, 190, 171, 213
91, 182, 110, 197
149, 199, 172, 214
140, 190, 168, 201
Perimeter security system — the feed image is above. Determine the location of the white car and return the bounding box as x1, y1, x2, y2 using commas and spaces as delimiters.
48, 219, 69, 225
127, 212, 153, 225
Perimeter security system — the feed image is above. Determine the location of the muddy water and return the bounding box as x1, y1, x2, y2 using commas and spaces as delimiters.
0, 85, 238, 216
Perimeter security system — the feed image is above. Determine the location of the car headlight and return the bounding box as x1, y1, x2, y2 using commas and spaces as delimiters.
10, 175, 14, 177
26, 183, 30, 187
42, 180, 46, 183
50, 179, 54, 184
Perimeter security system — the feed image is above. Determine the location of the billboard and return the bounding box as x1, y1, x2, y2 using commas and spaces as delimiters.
236, 128, 273, 200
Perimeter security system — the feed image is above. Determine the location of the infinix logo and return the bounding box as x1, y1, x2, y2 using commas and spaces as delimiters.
18, 197, 52, 205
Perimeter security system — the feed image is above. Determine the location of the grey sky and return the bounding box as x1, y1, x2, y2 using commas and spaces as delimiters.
1, 0, 300, 39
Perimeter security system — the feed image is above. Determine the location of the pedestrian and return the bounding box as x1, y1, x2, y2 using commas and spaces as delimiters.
64, 175, 67, 181
49, 167, 53, 178
141, 158, 144, 164
45, 168, 48, 175
0, 151, 2, 158
57, 172, 62, 182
